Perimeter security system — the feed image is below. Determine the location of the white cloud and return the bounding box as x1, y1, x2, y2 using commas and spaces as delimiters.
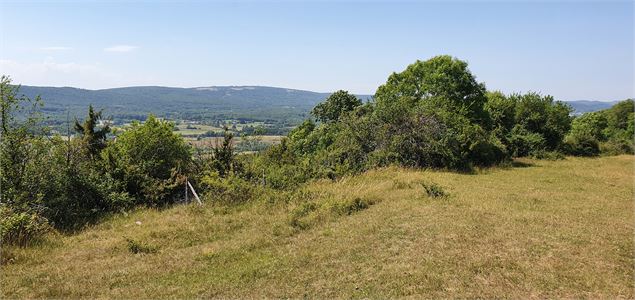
104, 45, 138, 53
41, 46, 72, 51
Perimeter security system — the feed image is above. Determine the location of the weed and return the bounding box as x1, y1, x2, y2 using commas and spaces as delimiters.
125, 237, 158, 254
422, 182, 447, 198
288, 202, 318, 229
392, 180, 412, 190
331, 197, 376, 216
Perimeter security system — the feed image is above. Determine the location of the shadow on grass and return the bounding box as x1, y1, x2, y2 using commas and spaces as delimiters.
511, 160, 534, 168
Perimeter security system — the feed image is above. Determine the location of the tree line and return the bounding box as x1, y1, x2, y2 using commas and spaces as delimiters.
1, 55, 633, 246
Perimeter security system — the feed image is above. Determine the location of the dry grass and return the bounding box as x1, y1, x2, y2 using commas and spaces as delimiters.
1, 156, 633, 298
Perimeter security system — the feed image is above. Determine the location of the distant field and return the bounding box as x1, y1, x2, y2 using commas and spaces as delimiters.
185, 135, 283, 148
1, 156, 633, 298
175, 124, 223, 136
109, 122, 283, 150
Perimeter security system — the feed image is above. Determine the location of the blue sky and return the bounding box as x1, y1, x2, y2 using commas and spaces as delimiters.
0, 1, 632, 101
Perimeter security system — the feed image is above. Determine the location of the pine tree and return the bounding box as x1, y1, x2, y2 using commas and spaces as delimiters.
74, 105, 110, 158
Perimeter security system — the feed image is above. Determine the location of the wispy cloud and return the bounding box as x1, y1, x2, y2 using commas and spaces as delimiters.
104, 45, 138, 53
1, 58, 101, 74
41, 46, 72, 51
0, 58, 119, 89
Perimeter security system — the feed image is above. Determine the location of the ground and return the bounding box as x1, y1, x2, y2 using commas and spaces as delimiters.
1, 156, 633, 298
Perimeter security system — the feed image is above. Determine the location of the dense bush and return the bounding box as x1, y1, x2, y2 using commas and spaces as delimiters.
0, 206, 51, 247
102, 115, 191, 206
564, 99, 634, 156
485, 91, 572, 157
199, 171, 256, 204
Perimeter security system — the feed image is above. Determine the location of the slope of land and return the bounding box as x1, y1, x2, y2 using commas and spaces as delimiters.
1, 156, 633, 298
17, 85, 371, 127
567, 100, 619, 114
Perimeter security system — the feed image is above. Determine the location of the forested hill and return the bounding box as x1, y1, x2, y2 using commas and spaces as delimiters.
16, 84, 612, 125
17, 85, 370, 126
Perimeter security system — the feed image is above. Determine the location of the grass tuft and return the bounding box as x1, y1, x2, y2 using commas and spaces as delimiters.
125, 237, 158, 254
422, 182, 447, 198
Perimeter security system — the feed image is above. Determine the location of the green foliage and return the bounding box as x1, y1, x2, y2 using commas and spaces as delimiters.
330, 197, 376, 216
422, 182, 447, 198
0, 206, 51, 247
512, 92, 572, 153
0, 76, 52, 243
288, 202, 318, 229
125, 237, 158, 254
485, 91, 517, 145
74, 104, 110, 158
375, 55, 489, 125
240, 56, 514, 190
563, 113, 605, 156
508, 125, 546, 157
370, 56, 505, 168
601, 99, 634, 154
102, 115, 191, 206
484, 92, 572, 157
199, 171, 256, 204
211, 129, 240, 177
564, 99, 634, 156
1, 75, 45, 210
311, 90, 362, 123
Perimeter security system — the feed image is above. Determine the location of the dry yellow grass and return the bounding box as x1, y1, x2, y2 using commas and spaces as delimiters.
1, 155, 633, 298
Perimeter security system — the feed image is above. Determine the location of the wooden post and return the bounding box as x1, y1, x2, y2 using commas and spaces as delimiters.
185, 177, 189, 203
187, 181, 202, 205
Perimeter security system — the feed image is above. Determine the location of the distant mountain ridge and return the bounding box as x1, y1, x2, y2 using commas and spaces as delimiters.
17, 85, 372, 127
16, 85, 615, 126
564, 100, 618, 114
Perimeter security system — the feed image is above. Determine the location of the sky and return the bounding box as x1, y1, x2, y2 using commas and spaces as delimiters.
0, 1, 633, 101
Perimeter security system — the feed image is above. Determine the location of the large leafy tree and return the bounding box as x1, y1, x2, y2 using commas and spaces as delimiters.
312, 90, 362, 123
374, 55, 489, 125
370, 55, 504, 167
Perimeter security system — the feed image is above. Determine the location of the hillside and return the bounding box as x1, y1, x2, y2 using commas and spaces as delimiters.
17, 85, 370, 128
566, 100, 619, 114
2, 155, 633, 298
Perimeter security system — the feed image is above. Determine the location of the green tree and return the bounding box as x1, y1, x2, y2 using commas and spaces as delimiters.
374, 55, 489, 125
212, 128, 239, 177
102, 115, 191, 205
597, 99, 634, 155
370, 56, 504, 167
603, 99, 634, 140
74, 105, 110, 158
485, 91, 516, 136
312, 90, 362, 123
512, 92, 572, 153
0, 75, 44, 207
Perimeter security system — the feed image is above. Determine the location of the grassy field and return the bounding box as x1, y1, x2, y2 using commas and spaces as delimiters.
1, 156, 633, 298
185, 135, 283, 148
